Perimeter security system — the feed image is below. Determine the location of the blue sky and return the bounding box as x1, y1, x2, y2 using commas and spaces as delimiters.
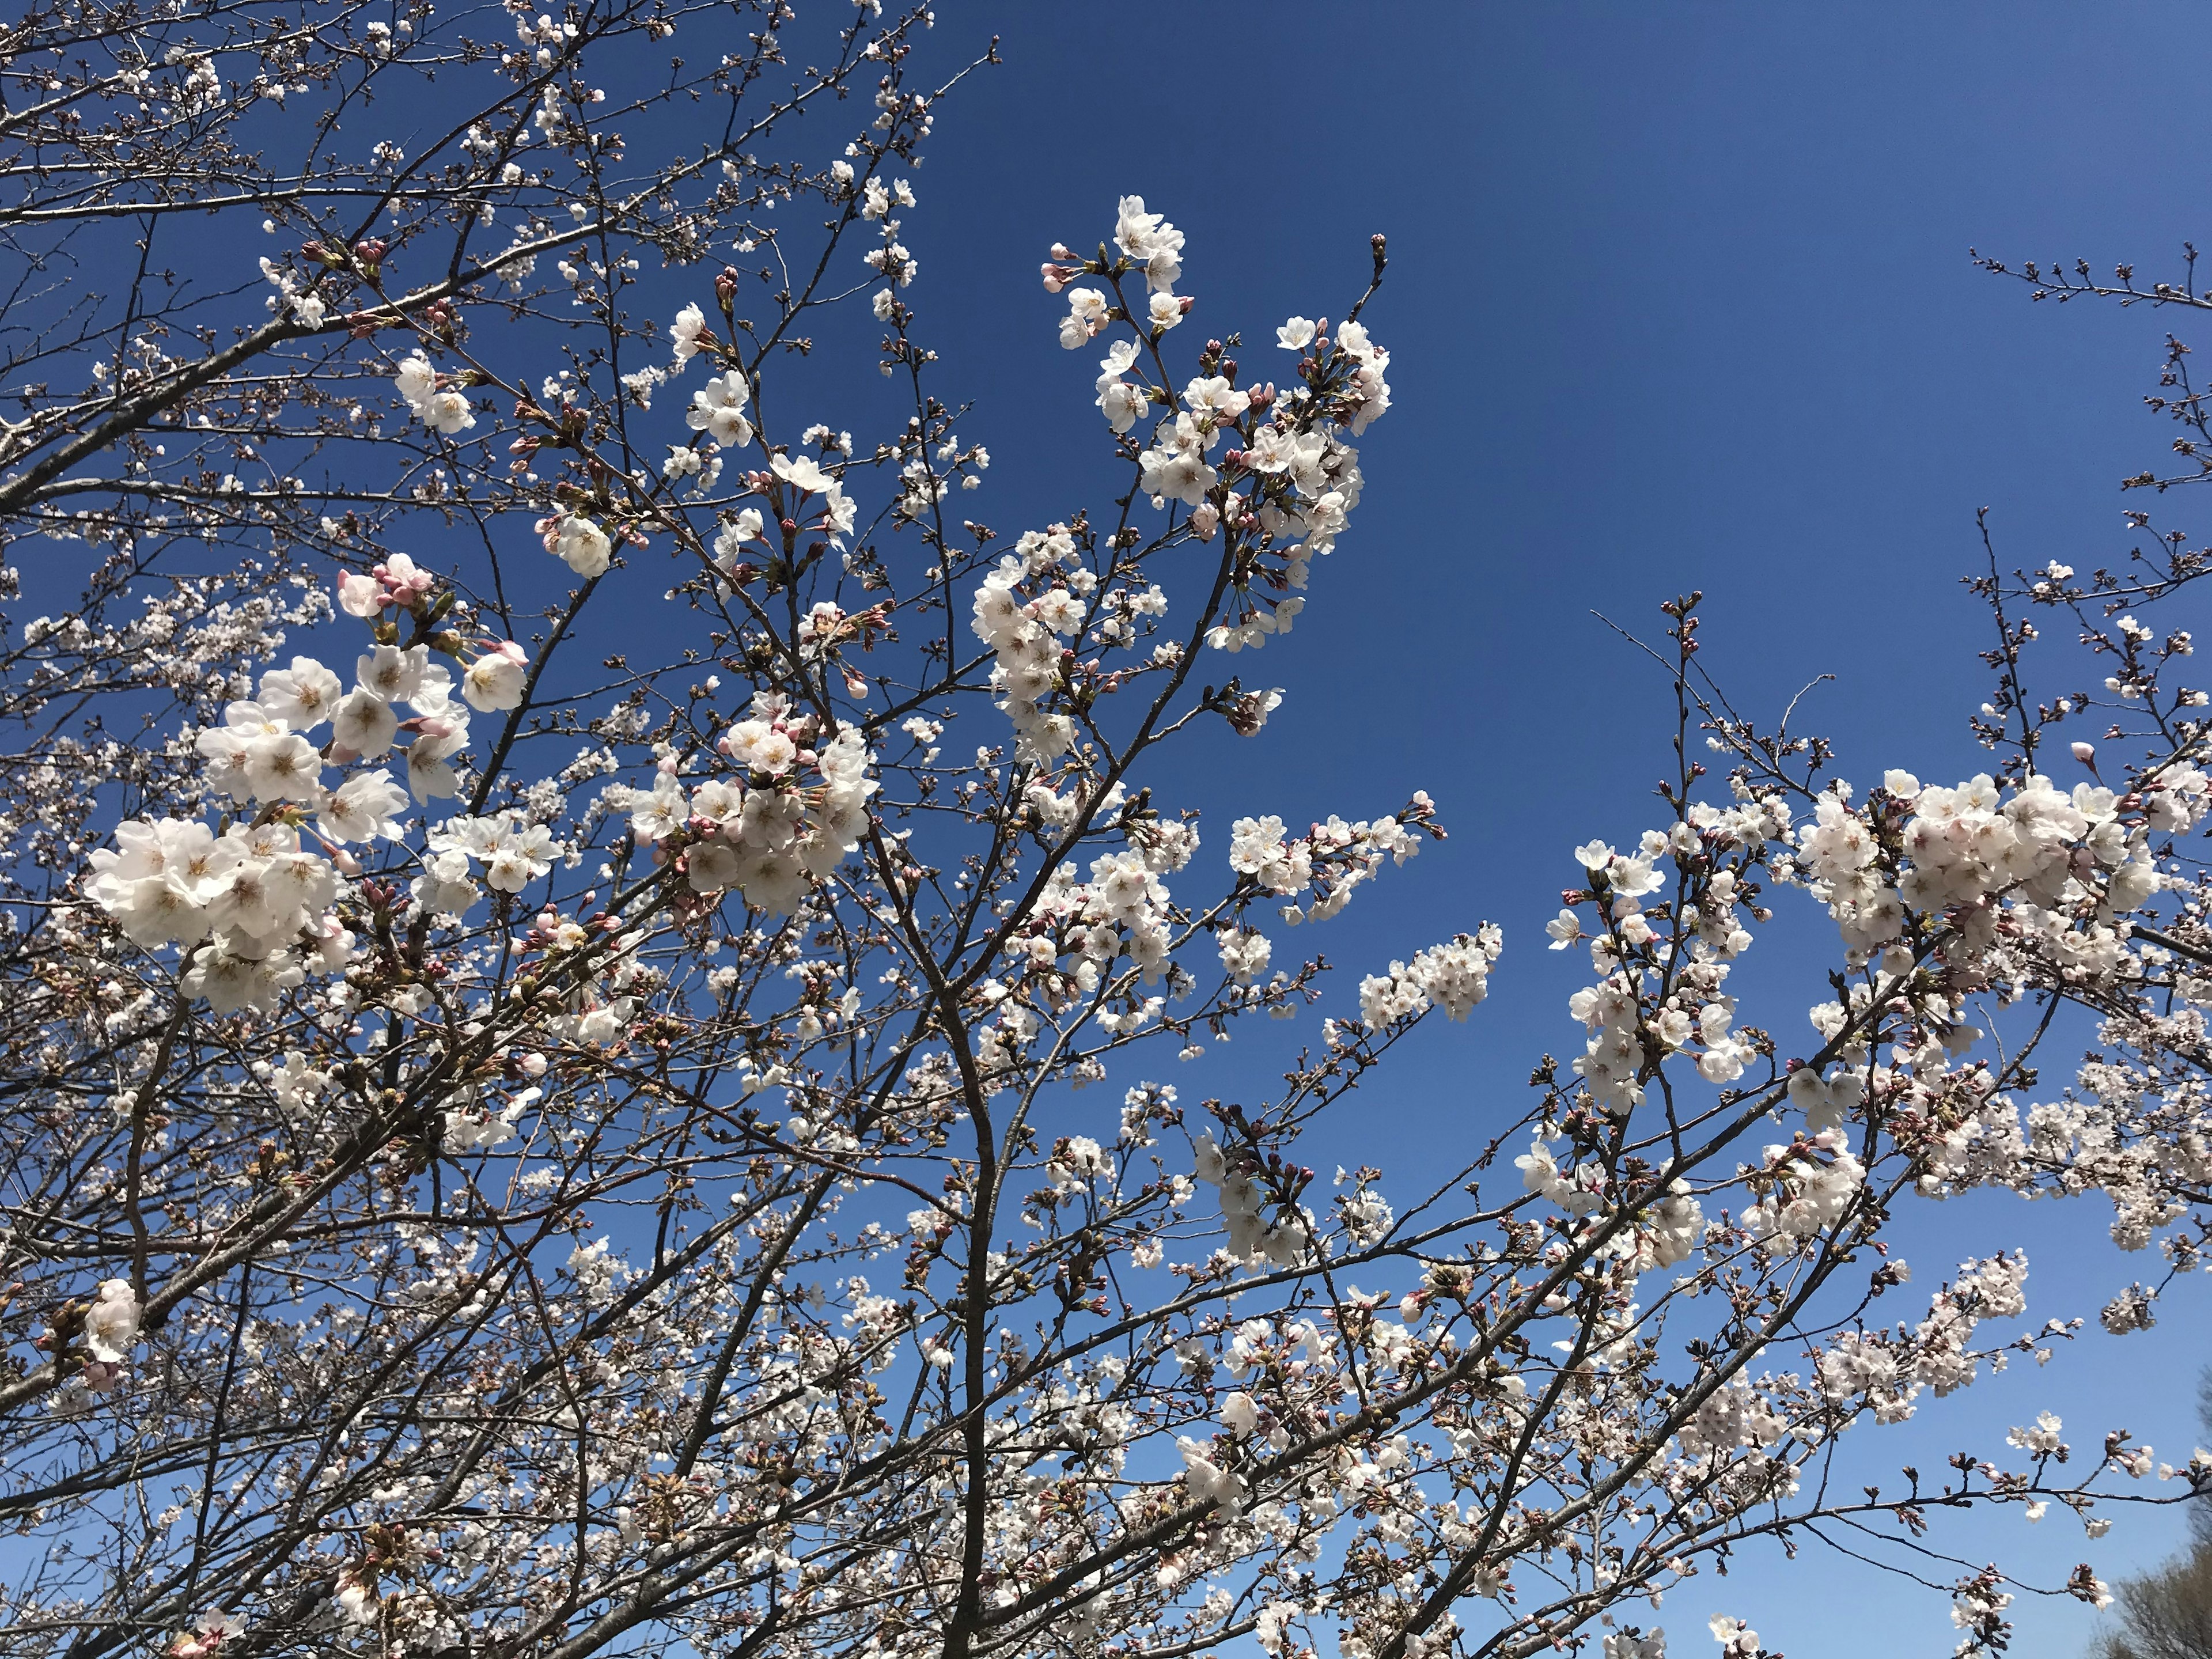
874, 5, 2212, 1653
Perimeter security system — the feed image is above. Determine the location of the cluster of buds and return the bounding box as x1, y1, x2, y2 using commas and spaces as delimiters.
504, 387, 593, 475
164, 1611, 243, 1659
300, 236, 389, 282
1211, 1103, 1319, 1209
1039, 243, 1082, 292
334, 1521, 442, 1626
336, 553, 438, 622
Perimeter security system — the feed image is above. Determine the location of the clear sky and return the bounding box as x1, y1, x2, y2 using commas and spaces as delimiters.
874, 6, 2212, 1654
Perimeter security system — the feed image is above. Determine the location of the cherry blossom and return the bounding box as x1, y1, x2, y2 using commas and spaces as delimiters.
0, 18, 2205, 1659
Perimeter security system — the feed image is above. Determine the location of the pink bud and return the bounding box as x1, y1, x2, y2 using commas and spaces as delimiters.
2072, 741, 2097, 766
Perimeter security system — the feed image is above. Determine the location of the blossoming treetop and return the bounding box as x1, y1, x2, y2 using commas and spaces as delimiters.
1, 7, 2207, 1659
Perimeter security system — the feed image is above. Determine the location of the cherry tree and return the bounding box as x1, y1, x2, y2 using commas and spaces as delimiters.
1, 7, 2208, 1659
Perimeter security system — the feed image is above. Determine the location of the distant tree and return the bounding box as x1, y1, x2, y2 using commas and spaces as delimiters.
2099, 1546, 2212, 1659
2093, 1373, 2212, 1659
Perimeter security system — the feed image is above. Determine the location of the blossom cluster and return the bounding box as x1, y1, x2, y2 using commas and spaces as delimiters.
614, 692, 878, 916
86, 576, 539, 1009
